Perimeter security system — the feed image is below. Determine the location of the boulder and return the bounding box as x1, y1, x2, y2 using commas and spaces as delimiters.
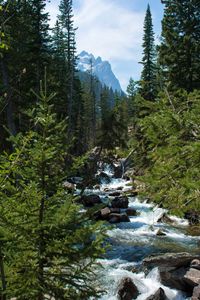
117, 277, 139, 300
63, 181, 75, 192
81, 194, 102, 207
146, 288, 168, 300
160, 267, 191, 292
184, 268, 200, 287
191, 259, 200, 270
184, 210, 200, 225
156, 229, 167, 236
109, 213, 130, 224
126, 208, 137, 216
110, 208, 121, 214
100, 207, 111, 220
192, 285, 200, 300
111, 196, 129, 209
93, 184, 101, 190
117, 187, 124, 191
114, 164, 123, 178
143, 253, 200, 271
157, 213, 174, 224
109, 191, 122, 197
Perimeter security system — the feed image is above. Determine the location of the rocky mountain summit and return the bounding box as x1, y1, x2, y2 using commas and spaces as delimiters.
77, 51, 122, 93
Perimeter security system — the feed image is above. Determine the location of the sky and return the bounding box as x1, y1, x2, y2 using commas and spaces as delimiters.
46, 0, 164, 91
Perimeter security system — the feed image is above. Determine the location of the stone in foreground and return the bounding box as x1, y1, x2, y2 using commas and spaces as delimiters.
117, 277, 139, 300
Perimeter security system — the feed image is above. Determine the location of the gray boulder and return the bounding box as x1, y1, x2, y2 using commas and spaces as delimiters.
81, 194, 102, 207
117, 277, 139, 300
63, 180, 75, 192
192, 285, 200, 300
143, 253, 200, 271
146, 288, 168, 300
111, 196, 129, 209
109, 213, 130, 224
184, 268, 200, 287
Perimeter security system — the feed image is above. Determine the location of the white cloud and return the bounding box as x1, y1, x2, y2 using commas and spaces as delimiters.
47, 0, 145, 90
74, 0, 145, 90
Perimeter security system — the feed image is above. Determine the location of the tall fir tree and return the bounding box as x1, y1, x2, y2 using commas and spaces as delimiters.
159, 0, 200, 92
140, 4, 157, 101
0, 79, 106, 299
58, 0, 77, 134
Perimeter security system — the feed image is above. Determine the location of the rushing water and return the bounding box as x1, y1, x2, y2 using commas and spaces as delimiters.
79, 166, 200, 299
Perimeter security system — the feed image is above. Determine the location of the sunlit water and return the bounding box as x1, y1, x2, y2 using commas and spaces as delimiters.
81, 165, 199, 299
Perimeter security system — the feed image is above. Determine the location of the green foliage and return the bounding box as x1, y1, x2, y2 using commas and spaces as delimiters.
132, 89, 200, 215
98, 98, 128, 152
159, 0, 200, 92
0, 82, 107, 299
140, 4, 158, 100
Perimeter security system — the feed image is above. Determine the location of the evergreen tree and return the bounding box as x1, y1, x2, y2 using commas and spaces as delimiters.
0, 79, 106, 299
140, 4, 157, 100
58, 0, 76, 134
159, 0, 200, 92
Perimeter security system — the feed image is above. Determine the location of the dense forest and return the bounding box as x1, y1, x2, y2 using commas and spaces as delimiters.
0, 0, 200, 299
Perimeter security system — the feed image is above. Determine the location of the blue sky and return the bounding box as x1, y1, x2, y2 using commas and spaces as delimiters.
46, 0, 164, 91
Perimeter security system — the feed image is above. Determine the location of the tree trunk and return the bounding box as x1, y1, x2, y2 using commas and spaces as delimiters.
0, 246, 6, 300
0, 58, 16, 136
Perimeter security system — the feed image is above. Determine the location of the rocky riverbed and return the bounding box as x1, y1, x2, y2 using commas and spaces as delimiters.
70, 164, 200, 300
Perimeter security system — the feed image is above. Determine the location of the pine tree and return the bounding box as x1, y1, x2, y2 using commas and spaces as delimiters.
159, 0, 200, 92
0, 78, 106, 299
140, 4, 157, 100
58, 0, 77, 134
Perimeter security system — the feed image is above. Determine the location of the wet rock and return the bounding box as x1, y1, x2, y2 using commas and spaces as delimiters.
63, 181, 75, 192
117, 277, 139, 300
109, 213, 130, 224
110, 208, 121, 214
93, 184, 101, 190
156, 229, 167, 236
191, 259, 200, 270
114, 164, 123, 178
81, 194, 102, 207
185, 210, 200, 225
109, 191, 122, 197
160, 267, 191, 292
96, 171, 111, 184
143, 253, 200, 271
125, 191, 138, 198
192, 285, 200, 300
126, 208, 137, 216
100, 207, 111, 220
157, 213, 174, 224
146, 288, 168, 300
184, 268, 200, 286
111, 196, 129, 209
117, 187, 123, 191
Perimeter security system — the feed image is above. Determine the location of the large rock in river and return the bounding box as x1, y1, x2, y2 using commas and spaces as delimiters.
143, 253, 200, 293
117, 277, 139, 300
143, 253, 200, 271
81, 194, 102, 207
146, 288, 168, 300
109, 213, 130, 224
111, 196, 129, 209
192, 285, 200, 300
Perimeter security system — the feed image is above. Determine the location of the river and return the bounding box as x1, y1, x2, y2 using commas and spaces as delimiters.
78, 165, 200, 299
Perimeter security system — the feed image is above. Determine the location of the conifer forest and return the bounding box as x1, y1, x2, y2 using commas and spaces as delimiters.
0, 1, 200, 299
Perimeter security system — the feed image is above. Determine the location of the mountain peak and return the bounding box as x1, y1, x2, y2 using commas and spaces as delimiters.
77, 51, 122, 93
